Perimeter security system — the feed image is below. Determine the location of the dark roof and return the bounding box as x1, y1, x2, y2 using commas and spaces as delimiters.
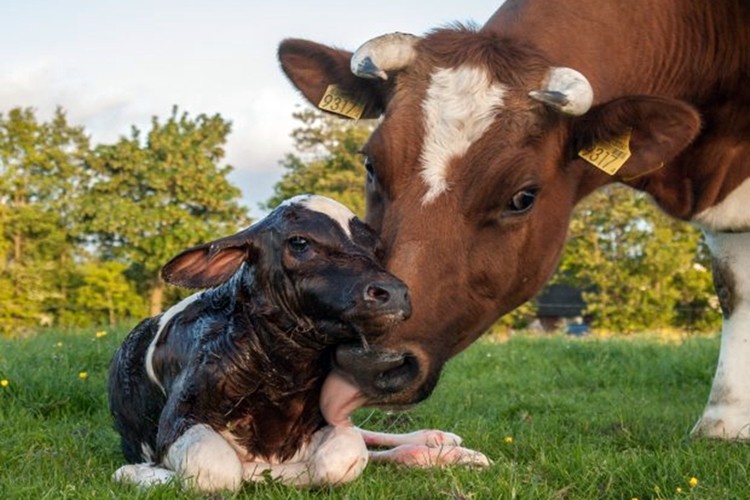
535, 284, 586, 318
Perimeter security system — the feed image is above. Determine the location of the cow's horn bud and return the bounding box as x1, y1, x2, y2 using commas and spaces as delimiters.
529, 67, 593, 116
351, 32, 420, 80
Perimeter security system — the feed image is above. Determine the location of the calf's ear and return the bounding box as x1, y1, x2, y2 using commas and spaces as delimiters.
278, 38, 389, 119
161, 230, 257, 289
571, 96, 701, 180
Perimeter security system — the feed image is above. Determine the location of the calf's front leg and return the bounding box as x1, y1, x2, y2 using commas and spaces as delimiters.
243, 425, 368, 487
357, 427, 490, 468
113, 424, 243, 492
162, 424, 244, 491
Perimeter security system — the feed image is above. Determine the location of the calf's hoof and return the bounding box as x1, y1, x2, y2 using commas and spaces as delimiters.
113, 463, 175, 487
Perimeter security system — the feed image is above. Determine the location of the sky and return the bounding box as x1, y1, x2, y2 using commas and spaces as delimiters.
0, 0, 500, 217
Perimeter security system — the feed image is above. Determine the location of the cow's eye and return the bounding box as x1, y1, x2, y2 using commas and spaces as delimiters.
364, 155, 375, 183
287, 236, 310, 254
506, 189, 538, 215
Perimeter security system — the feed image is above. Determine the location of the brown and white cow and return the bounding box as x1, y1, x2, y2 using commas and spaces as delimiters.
279, 0, 750, 439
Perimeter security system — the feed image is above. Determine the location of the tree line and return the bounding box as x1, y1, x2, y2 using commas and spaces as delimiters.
1, 106, 720, 337
0, 107, 248, 336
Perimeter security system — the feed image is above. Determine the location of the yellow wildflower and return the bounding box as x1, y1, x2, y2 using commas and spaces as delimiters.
95, 331, 108, 338
676, 487, 683, 493
689, 477, 698, 488
79, 371, 88, 380
504, 436, 513, 443
1, 379, 8, 388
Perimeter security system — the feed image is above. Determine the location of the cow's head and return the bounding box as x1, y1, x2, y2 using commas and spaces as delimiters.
279, 27, 701, 409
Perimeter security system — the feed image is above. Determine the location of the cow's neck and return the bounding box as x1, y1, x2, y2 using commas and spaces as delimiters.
487, 0, 748, 102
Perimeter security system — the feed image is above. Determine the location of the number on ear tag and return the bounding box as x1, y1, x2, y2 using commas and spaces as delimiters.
578, 130, 632, 175
317, 85, 366, 120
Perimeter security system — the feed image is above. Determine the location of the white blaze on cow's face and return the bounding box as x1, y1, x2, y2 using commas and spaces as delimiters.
419, 65, 507, 203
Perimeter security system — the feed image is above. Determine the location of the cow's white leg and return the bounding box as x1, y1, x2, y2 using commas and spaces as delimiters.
112, 463, 176, 487
356, 427, 463, 448
163, 424, 243, 491
243, 425, 367, 487
369, 443, 491, 468
693, 231, 750, 439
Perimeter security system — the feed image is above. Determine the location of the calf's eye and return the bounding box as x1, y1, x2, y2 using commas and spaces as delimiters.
287, 236, 310, 253
507, 189, 538, 215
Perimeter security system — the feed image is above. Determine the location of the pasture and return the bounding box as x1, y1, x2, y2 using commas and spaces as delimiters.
1, 328, 747, 499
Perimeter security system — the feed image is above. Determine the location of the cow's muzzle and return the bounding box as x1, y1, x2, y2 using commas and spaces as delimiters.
333, 344, 422, 400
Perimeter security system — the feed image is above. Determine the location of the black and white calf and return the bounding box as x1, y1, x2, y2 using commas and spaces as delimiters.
109, 195, 488, 492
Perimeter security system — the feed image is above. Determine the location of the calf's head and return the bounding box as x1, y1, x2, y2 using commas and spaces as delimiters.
161, 194, 410, 345
279, 28, 702, 406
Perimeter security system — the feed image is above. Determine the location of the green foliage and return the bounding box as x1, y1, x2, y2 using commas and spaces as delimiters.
552, 186, 719, 333
79, 106, 249, 315
1, 329, 745, 498
0, 108, 90, 335
66, 261, 147, 328
0, 106, 249, 336
264, 109, 374, 215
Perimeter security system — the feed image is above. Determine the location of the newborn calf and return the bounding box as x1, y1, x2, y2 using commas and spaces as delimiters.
109, 195, 489, 492
108, 195, 413, 491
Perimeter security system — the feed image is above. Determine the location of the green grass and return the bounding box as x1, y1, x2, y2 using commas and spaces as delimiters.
1, 328, 746, 499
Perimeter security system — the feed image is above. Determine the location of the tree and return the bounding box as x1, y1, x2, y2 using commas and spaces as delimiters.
551, 185, 719, 333
81, 107, 250, 315
264, 109, 374, 215
0, 108, 90, 335
66, 261, 147, 328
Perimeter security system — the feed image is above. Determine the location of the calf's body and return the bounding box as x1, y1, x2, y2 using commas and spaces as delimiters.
109, 195, 487, 492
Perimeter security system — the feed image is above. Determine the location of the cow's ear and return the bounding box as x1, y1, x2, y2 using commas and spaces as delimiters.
278, 38, 389, 119
571, 96, 701, 180
161, 230, 258, 289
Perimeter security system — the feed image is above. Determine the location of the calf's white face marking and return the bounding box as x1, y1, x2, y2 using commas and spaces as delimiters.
419, 65, 507, 203
284, 194, 356, 238
693, 178, 750, 232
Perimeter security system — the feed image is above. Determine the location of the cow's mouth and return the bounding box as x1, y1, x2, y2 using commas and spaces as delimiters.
330, 343, 424, 400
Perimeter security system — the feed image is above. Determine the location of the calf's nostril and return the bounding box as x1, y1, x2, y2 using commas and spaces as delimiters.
365, 284, 391, 305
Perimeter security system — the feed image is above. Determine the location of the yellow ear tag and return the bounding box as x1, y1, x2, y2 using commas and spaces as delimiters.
578, 130, 632, 175
317, 85, 366, 120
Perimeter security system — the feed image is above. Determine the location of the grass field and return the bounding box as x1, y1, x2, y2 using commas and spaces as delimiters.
1, 328, 747, 499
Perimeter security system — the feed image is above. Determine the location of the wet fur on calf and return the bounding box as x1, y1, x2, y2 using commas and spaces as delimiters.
108, 195, 410, 479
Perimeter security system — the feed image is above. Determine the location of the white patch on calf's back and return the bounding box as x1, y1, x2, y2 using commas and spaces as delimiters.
693, 178, 750, 232
420, 65, 507, 203
145, 292, 203, 394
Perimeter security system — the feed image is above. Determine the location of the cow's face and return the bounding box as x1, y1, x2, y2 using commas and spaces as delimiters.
279, 28, 701, 406
161, 194, 411, 345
